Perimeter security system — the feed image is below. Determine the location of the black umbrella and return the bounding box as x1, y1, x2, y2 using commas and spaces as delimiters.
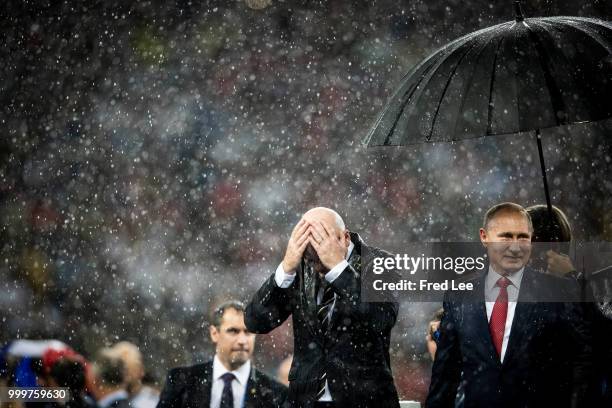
364, 1, 612, 218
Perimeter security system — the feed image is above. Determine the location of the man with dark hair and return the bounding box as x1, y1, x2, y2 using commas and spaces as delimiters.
91, 348, 131, 408
426, 202, 592, 408
245, 207, 400, 407
48, 358, 96, 408
157, 300, 287, 408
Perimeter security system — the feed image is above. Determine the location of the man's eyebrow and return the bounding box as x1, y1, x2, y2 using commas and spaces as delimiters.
495, 231, 530, 238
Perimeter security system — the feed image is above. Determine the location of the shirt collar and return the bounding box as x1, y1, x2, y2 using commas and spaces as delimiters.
213, 354, 251, 386
486, 265, 525, 291
346, 240, 354, 261
98, 390, 129, 408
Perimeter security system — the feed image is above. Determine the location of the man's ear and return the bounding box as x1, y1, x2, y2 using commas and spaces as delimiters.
343, 230, 350, 246
209, 325, 219, 344
479, 228, 488, 247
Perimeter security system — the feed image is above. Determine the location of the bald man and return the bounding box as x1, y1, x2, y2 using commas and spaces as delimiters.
245, 207, 400, 408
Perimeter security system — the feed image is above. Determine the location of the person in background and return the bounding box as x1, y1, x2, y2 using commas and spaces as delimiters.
426, 309, 444, 361
141, 372, 160, 394
528, 203, 612, 406
526, 204, 576, 277
48, 357, 96, 408
426, 308, 464, 408
157, 300, 287, 408
90, 349, 130, 408
110, 342, 159, 408
276, 355, 292, 387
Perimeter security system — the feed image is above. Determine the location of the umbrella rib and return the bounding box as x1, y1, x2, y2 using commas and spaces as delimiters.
379, 56, 440, 145
555, 18, 612, 53
450, 32, 502, 140
426, 38, 484, 141
543, 22, 600, 122
367, 17, 610, 145
377, 27, 501, 145
525, 24, 568, 127
380, 36, 476, 145
485, 36, 505, 136
372, 37, 475, 145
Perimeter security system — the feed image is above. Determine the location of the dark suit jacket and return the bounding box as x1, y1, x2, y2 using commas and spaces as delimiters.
426, 268, 592, 408
156, 361, 287, 408
245, 232, 400, 408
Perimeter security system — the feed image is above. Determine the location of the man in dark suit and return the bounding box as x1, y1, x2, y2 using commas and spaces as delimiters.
157, 300, 287, 408
245, 207, 400, 408
426, 202, 592, 408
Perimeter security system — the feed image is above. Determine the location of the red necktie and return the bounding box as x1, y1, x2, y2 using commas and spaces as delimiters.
489, 276, 510, 359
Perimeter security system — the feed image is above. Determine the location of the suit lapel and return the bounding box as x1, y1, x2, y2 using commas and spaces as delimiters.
243, 367, 257, 408
471, 275, 501, 366
328, 235, 362, 332
502, 268, 538, 366
188, 362, 212, 407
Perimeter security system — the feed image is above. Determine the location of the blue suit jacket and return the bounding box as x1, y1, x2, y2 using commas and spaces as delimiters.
426, 267, 592, 408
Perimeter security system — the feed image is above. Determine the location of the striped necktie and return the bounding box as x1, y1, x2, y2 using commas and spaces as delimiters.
317, 280, 335, 332
316, 279, 335, 400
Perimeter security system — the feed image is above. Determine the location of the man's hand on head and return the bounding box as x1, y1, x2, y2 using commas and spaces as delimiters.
281, 218, 310, 274
308, 220, 347, 271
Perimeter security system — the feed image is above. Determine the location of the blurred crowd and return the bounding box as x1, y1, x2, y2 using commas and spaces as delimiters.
1, 0, 611, 403
0, 340, 159, 408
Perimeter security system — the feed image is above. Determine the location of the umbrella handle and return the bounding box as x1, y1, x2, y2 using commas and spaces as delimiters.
514, 1, 525, 22
535, 129, 555, 225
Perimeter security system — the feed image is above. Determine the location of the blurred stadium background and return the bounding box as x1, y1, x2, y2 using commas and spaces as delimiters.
1, 0, 611, 402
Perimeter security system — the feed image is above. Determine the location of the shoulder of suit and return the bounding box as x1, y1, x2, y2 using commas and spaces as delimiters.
359, 243, 390, 263
251, 367, 288, 392
442, 271, 484, 303
166, 361, 212, 383
526, 267, 568, 283
524, 267, 580, 296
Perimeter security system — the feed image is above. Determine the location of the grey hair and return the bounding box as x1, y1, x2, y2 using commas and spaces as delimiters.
483, 202, 533, 232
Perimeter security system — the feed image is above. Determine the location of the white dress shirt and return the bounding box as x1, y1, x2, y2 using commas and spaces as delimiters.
274, 240, 355, 401
130, 385, 160, 408
98, 390, 129, 408
484, 265, 524, 362
210, 355, 251, 408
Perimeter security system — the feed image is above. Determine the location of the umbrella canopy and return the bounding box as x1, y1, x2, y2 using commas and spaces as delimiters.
364, 13, 612, 146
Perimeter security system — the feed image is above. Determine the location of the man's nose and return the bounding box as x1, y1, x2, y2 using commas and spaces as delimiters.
237, 332, 248, 345
508, 240, 521, 252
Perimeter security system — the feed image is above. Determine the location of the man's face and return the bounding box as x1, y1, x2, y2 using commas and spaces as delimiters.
479, 211, 532, 275
304, 243, 327, 275
117, 350, 143, 389
209, 308, 255, 370
302, 210, 350, 276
